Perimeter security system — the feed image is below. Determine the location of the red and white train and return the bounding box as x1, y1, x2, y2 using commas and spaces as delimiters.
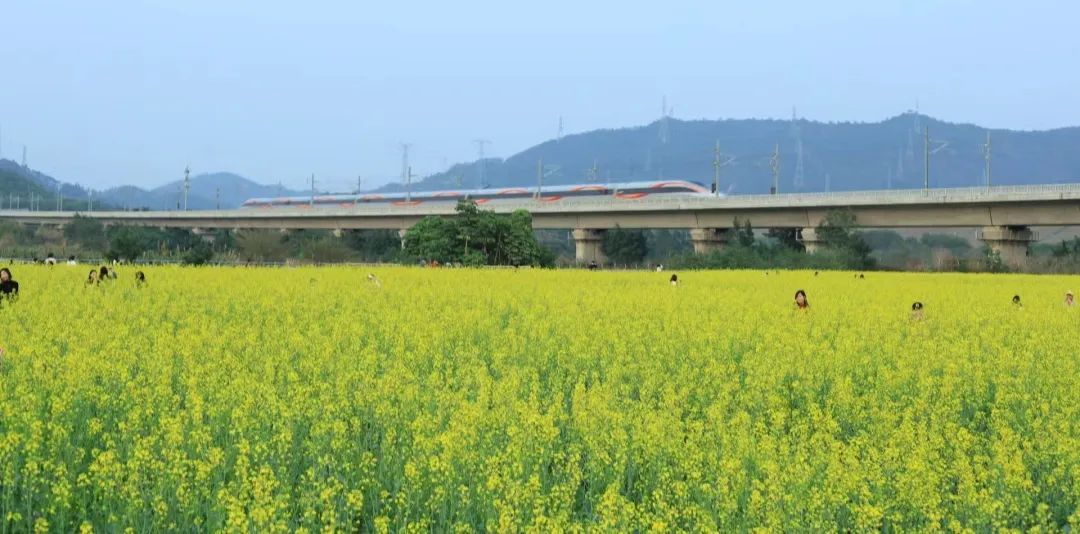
240, 180, 715, 208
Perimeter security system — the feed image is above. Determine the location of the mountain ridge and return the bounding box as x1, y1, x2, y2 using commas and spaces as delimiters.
379, 113, 1080, 194
7, 113, 1080, 206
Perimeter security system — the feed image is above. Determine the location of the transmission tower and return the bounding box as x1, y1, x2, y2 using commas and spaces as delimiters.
473, 139, 490, 188
399, 142, 412, 188
658, 96, 672, 144
183, 166, 191, 211
770, 144, 780, 194
557, 116, 564, 143
922, 126, 949, 190
790, 107, 805, 190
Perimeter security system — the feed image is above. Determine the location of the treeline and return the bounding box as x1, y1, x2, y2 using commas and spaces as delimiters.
591, 212, 1080, 273
0, 216, 410, 265
601, 210, 877, 271
0, 202, 558, 268
3, 209, 1080, 272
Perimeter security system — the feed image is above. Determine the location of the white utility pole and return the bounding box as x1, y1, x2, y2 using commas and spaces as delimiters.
183, 166, 191, 211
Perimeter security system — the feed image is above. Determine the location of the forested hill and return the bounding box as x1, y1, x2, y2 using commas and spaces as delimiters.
383, 113, 1080, 195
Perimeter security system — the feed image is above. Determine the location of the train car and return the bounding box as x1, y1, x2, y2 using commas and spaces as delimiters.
240, 180, 715, 209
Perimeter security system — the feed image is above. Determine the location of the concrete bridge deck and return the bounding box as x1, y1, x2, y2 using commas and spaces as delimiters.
2, 184, 1079, 230
3, 184, 1078, 267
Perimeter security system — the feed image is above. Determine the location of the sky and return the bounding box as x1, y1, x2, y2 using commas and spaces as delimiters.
1, 0, 1078, 191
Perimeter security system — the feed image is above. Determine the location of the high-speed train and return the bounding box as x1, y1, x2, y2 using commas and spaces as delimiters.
241, 180, 715, 208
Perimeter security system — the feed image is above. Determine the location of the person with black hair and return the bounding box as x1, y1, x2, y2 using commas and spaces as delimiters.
794, 289, 809, 310
99, 266, 111, 281
135, 271, 147, 287
669, 274, 678, 286
0, 268, 18, 299
1012, 295, 1023, 308
86, 270, 99, 286
911, 301, 924, 321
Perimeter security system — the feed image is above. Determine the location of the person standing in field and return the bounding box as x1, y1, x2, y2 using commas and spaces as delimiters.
135, 271, 147, 287
794, 289, 809, 310
0, 268, 19, 300
911, 301, 924, 321
1065, 291, 1075, 307
1012, 295, 1023, 308
669, 274, 678, 286
86, 270, 99, 286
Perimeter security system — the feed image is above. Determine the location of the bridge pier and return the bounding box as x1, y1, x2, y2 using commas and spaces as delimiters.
332, 228, 344, 238
978, 226, 1036, 269
572, 229, 607, 265
398, 228, 408, 250
799, 227, 824, 254
689, 228, 730, 255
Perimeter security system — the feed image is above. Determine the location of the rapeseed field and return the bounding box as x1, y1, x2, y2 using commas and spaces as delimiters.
1, 265, 1078, 532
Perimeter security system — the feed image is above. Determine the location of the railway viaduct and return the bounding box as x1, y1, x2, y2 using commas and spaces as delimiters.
3, 184, 1079, 268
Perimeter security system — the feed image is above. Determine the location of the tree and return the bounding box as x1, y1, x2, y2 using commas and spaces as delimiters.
105, 226, 157, 261
404, 201, 553, 266
816, 209, 873, 267
602, 227, 648, 265
732, 217, 755, 248
63, 214, 108, 251
766, 228, 804, 251
306, 237, 354, 264
182, 241, 214, 265
345, 230, 402, 262
235, 230, 290, 262
503, 210, 545, 266
404, 216, 458, 263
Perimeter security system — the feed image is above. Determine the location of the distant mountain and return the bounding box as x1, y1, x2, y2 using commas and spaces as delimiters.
380, 113, 1080, 194
11, 113, 1080, 212
0, 159, 101, 210
0, 158, 97, 202
98, 172, 305, 210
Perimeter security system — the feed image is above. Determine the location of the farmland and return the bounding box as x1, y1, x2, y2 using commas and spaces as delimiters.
1, 266, 1078, 531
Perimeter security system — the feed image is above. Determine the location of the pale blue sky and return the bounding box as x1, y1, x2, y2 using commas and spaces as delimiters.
1, 0, 1077, 191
